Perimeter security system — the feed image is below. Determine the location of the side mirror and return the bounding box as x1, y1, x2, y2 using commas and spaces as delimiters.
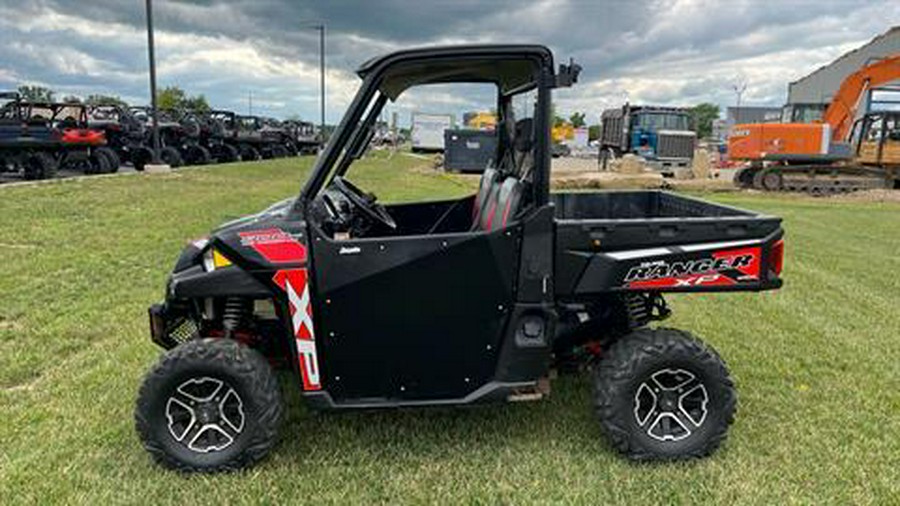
555, 59, 582, 88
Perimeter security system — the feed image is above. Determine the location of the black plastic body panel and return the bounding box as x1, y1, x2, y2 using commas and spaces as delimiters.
552, 191, 783, 296
169, 265, 271, 299
310, 225, 521, 402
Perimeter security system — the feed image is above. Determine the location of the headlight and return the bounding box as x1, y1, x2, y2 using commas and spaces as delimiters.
202, 248, 233, 272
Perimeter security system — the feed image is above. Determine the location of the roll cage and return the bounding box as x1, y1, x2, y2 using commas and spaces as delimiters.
293, 45, 580, 218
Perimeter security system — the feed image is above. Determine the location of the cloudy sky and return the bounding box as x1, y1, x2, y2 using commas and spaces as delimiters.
0, 0, 897, 124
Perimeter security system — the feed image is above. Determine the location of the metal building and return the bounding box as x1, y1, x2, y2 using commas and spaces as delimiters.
785, 26, 900, 123
725, 106, 782, 129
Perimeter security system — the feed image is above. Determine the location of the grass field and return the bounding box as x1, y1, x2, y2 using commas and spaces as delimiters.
1, 155, 898, 504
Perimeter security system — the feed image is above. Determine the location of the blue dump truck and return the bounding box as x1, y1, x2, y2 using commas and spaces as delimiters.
599, 105, 696, 175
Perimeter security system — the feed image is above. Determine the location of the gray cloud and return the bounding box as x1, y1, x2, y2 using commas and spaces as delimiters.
0, 0, 897, 123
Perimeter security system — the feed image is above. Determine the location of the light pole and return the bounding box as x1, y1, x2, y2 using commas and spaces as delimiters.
732, 78, 748, 125
145, 0, 161, 164
312, 24, 326, 148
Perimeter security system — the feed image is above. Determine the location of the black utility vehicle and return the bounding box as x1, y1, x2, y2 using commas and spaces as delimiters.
130, 106, 185, 167
0, 92, 61, 180
87, 104, 156, 171
283, 119, 320, 155
1, 95, 117, 177
137, 45, 785, 472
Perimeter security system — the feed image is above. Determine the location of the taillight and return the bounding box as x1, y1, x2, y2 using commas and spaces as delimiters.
769, 239, 784, 276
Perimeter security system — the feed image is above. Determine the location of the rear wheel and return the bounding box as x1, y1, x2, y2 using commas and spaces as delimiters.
593, 328, 736, 461
84, 151, 112, 175
215, 144, 240, 163
130, 147, 153, 171
95, 147, 120, 173
185, 145, 212, 166
23, 152, 58, 180
239, 145, 260, 162
272, 145, 289, 158
135, 338, 283, 472
160, 146, 183, 168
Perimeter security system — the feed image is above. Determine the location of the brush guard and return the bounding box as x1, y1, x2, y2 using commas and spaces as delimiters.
149, 303, 199, 349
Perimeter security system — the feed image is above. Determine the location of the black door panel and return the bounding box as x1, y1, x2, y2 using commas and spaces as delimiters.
311, 228, 520, 401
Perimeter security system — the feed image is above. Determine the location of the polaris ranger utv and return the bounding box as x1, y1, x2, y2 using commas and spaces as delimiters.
136, 45, 784, 472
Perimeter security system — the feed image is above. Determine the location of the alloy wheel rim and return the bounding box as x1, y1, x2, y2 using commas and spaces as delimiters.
165, 376, 245, 453
633, 368, 709, 442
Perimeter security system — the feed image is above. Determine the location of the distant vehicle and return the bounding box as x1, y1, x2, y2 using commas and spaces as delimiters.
599, 105, 696, 175
464, 111, 497, 130
1, 95, 118, 177
129, 106, 186, 167
729, 54, 900, 193
282, 119, 320, 155
87, 104, 157, 171
411, 112, 453, 152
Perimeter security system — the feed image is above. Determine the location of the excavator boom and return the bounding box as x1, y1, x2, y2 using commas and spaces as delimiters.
822, 55, 900, 141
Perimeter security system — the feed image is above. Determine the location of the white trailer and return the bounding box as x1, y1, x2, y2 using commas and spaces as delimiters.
411, 113, 453, 152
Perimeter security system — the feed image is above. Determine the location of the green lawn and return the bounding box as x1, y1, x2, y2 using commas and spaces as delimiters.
1, 156, 898, 504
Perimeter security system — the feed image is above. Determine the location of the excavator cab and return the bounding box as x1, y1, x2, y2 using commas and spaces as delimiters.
853, 112, 900, 170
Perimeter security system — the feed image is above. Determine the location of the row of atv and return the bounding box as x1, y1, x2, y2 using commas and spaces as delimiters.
0, 92, 320, 181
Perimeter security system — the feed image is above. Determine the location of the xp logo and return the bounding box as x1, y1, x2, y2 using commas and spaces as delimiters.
272, 269, 321, 390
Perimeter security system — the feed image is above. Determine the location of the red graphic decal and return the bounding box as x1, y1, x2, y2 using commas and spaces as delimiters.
239, 228, 307, 264
272, 269, 321, 390
625, 247, 761, 289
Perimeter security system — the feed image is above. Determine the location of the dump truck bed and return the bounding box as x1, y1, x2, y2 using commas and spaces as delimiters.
552, 191, 783, 296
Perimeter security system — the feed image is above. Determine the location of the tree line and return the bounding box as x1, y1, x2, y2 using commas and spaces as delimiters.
13, 85, 211, 111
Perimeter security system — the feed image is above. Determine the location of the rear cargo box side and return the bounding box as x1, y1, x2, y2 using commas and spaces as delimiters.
553, 191, 783, 296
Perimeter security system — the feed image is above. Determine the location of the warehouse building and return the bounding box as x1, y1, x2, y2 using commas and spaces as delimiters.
785, 25, 900, 123
725, 106, 782, 128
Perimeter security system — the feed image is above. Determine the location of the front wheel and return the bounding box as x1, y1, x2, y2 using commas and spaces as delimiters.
135, 338, 283, 472
593, 328, 736, 461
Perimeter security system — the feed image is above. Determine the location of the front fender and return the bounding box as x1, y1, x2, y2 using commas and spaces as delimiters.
169, 265, 271, 299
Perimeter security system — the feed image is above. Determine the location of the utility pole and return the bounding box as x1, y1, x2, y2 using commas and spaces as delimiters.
145, 0, 162, 164
315, 24, 326, 149
732, 76, 748, 125
248, 90, 253, 116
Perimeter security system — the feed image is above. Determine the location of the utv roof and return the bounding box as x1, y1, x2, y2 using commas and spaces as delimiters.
357, 44, 555, 99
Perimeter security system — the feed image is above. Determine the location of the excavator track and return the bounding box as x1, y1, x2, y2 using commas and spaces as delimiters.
735, 165, 893, 194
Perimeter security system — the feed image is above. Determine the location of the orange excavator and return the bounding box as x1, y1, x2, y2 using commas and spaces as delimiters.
729, 54, 900, 192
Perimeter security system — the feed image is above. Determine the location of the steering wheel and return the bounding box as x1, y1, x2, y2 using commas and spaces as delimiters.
332, 176, 397, 230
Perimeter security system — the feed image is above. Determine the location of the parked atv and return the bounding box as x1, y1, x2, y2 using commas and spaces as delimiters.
172, 109, 215, 166
238, 114, 290, 159
87, 104, 156, 171
260, 117, 297, 157
136, 45, 785, 472
1, 96, 117, 176
130, 106, 185, 168
195, 111, 240, 164
211, 110, 256, 161
283, 119, 320, 155
0, 92, 61, 180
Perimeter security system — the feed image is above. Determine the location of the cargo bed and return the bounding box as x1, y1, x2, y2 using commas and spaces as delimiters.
552, 191, 783, 295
